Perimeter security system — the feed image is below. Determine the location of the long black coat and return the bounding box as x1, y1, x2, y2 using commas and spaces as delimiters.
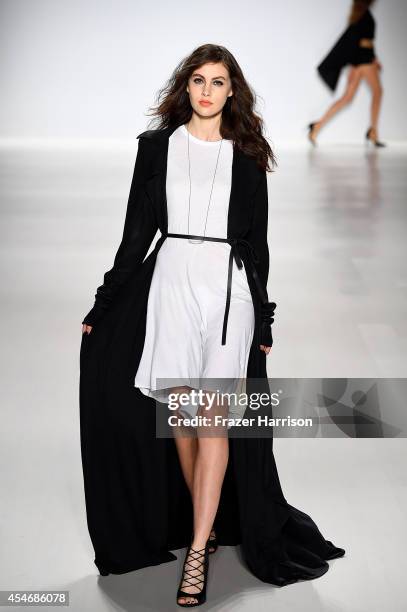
79, 123, 345, 585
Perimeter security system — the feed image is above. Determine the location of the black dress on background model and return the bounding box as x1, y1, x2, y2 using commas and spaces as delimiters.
318, 8, 376, 91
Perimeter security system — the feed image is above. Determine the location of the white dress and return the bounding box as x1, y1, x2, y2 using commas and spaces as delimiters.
134, 124, 255, 421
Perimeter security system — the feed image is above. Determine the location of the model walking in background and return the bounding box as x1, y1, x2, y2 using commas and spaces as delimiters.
309, 0, 385, 147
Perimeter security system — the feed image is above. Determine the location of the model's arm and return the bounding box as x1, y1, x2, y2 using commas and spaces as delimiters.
247, 169, 276, 348
82, 136, 158, 328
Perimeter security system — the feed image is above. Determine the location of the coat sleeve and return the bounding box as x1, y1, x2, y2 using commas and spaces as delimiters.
247, 169, 276, 347
81, 136, 158, 326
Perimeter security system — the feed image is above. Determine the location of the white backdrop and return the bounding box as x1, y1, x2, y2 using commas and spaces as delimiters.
0, 0, 405, 145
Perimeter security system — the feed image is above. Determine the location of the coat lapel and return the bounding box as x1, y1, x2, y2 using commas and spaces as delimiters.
227, 147, 261, 238
139, 124, 261, 237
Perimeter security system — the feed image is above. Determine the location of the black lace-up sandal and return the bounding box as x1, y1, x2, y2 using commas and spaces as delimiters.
177, 542, 209, 607
207, 527, 218, 554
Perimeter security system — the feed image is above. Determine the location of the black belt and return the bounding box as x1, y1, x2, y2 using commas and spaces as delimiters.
162, 232, 270, 346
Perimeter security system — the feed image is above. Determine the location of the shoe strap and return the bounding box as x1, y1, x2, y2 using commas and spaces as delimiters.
180, 545, 207, 590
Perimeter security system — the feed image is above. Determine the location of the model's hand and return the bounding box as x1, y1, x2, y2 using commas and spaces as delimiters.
260, 344, 271, 355
374, 58, 382, 71
82, 324, 93, 335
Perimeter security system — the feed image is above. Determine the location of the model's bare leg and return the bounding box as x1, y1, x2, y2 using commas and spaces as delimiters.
176, 390, 229, 605
361, 63, 383, 136
173, 425, 217, 550
170, 387, 218, 601
171, 386, 198, 491
312, 65, 363, 138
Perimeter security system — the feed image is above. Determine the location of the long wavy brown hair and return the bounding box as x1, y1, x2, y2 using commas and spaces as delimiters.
348, 0, 375, 25
145, 44, 276, 173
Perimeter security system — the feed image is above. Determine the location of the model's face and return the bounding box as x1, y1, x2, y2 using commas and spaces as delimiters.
186, 62, 233, 117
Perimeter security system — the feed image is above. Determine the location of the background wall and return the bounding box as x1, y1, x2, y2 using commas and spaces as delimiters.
0, 0, 405, 146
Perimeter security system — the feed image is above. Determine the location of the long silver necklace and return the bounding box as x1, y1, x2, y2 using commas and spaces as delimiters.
186, 125, 223, 244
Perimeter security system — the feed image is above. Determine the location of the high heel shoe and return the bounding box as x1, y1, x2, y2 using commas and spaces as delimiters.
307, 122, 319, 146
177, 542, 209, 607
207, 527, 218, 554
366, 126, 386, 147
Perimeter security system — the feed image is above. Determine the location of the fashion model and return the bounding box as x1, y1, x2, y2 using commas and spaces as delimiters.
310, 0, 385, 147
80, 44, 345, 607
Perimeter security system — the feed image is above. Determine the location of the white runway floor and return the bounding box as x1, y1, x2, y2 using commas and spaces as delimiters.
0, 140, 406, 611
